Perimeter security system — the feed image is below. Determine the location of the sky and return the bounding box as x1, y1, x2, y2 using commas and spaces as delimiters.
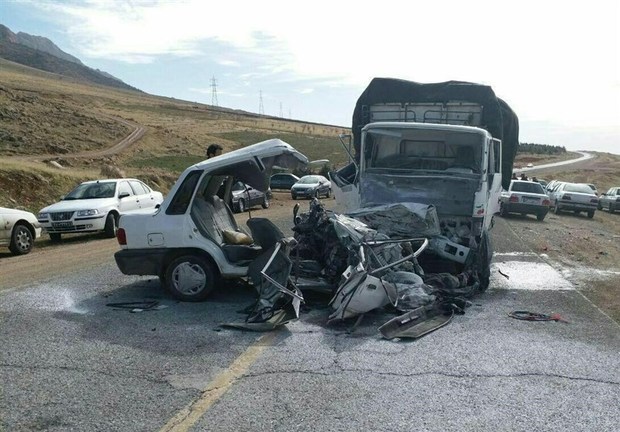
2, 0, 619, 153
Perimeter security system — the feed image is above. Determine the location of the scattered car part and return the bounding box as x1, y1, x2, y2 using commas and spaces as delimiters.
508, 311, 569, 323
379, 305, 454, 340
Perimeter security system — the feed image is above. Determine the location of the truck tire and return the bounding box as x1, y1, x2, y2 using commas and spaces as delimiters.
164, 255, 217, 302
104, 212, 118, 238
477, 233, 492, 292
9, 223, 34, 255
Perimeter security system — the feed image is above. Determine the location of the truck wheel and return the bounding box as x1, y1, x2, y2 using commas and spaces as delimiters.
9, 223, 34, 255
587, 210, 595, 219
49, 233, 62, 242
164, 255, 217, 302
104, 213, 118, 238
477, 233, 492, 292
261, 195, 270, 209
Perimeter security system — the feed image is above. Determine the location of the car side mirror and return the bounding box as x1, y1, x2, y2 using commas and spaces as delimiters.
119, 192, 130, 199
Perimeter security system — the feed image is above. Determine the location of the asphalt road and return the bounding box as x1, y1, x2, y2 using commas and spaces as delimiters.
1, 203, 619, 431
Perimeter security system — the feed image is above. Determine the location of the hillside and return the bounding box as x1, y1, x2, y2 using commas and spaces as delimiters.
0, 24, 139, 92
0, 59, 349, 212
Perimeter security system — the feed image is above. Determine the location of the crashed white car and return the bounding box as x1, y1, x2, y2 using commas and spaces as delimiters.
0, 207, 42, 255
38, 178, 163, 241
114, 139, 308, 301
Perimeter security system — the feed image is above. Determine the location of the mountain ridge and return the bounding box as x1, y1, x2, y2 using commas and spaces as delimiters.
0, 23, 140, 93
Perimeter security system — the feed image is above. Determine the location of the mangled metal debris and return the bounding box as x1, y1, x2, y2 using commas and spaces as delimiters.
222, 198, 483, 340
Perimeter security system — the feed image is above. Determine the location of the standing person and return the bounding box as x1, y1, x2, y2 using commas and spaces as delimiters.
511, 172, 518, 180
520, 173, 528, 180
206, 144, 223, 159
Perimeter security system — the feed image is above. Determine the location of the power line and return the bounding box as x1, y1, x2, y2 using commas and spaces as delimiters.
210, 76, 218, 107
259, 90, 264, 115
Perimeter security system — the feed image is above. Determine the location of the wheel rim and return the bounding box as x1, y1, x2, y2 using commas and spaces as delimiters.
14, 227, 32, 252
172, 262, 206, 295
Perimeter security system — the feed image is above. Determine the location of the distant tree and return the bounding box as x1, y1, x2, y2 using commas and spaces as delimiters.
517, 142, 566, 155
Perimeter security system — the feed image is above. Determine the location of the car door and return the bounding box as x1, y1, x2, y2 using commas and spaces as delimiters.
129, 180, 150, 209
117, 181, 139, 213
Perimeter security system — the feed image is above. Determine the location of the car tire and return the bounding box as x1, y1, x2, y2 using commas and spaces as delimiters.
104, 212, 118, 238
499, 204, 508, 217
9, 223, 34, 255
261, 195, 270, 209
536, 212, 546, 221
237, 199, 245, 213
325, 188, 331, 198
554, 204, 561, 215
164, 255, 217, 302
49, 233, 62, 242
314, 190, 319, 199
587, 210, 595, 219
610, 203, 616, 214
597, 201, 602, 210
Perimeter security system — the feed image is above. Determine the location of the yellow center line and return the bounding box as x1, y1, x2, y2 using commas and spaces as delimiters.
159, 331, 277, 432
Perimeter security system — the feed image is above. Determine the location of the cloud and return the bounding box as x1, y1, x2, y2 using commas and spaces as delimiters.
299, 88, 314, 94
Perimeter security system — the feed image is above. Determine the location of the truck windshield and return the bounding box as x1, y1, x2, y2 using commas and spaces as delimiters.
364, 129, 484, 173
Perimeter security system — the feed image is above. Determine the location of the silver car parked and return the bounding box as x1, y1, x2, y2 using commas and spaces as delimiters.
598, 187, 620, 213
500, 180, 550, 221
550, 182, 598, 218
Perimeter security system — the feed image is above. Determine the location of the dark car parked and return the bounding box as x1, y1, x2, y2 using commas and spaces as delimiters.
269, 173, 300, 190
231, 182, 270, 213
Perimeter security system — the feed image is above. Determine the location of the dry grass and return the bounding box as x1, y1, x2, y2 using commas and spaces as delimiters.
0, 59, 349, 212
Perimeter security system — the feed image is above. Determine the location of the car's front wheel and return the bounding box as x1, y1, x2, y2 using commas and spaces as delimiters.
104, 212, 118, 238
236, 199, 245, 213
587, 210, 595, 219
164, 255, 217, 302
553, 205, 561, 215
536, 212, 546, 221
49, 233, 62, 242
262, 195, 270, 209
9, 223, 34, 255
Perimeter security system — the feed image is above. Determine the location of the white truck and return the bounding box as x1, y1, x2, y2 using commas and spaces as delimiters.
330, 78, 519, 290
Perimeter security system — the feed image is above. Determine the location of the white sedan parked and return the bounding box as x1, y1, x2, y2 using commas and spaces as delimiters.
0, 207, 42, 255
38, 178, 163, 241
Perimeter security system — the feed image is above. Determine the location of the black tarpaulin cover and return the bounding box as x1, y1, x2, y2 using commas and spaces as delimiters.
352, 78, 519, 189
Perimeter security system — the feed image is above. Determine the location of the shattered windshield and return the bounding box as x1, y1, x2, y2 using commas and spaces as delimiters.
64, 182, 116, 200
364, 129, 484, 173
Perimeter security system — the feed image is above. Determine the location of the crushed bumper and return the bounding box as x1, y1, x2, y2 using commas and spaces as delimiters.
114, 248, 167, 276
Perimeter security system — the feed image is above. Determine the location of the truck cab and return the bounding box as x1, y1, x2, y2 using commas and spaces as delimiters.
330, 79, 518, 291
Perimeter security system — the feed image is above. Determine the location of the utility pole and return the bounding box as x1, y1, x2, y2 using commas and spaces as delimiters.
288, 108, 292, 119
259, 90, 264, 115
210, 76, 218, 107
279, 102, 283, 118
